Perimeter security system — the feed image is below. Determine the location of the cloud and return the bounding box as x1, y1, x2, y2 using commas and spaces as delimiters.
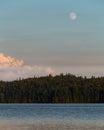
0, 53, 24, 68
69, 12, 77, 20
0, 53, 55, 81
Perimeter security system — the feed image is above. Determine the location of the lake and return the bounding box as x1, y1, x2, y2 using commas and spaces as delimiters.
0, 104, 104, 130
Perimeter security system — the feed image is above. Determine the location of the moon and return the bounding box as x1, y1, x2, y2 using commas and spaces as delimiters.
69, 12, 77, 20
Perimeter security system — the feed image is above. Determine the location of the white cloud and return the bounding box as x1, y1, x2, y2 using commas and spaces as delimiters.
69, 12, 77, 20
0, 53, 55, 81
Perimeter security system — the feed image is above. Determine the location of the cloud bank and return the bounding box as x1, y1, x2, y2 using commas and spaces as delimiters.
0, 53, 55, 81
0, 53, 103, 81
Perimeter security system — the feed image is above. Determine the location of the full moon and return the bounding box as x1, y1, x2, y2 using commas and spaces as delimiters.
69, 12, 77, 20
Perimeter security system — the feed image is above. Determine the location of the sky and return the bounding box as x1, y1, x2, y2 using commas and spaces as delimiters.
0, 0, 104, 80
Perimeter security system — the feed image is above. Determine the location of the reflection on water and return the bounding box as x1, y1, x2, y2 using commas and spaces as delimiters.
0, 120, 104, 130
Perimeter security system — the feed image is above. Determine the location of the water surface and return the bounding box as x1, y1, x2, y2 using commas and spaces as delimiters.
0, 104, 104, 130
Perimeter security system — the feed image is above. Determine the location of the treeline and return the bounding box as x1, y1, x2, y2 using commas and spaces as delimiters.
0, 74, 104, 103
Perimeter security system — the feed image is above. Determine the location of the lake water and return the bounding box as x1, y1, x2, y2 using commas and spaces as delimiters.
0, 104, 104, 130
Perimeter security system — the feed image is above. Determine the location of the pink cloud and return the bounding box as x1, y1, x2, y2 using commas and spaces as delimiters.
46, 67, 55, 74
0, 53, 24, 68
0, 53, 55, 81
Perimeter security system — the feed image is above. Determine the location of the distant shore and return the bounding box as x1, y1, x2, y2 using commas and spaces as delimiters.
0, 73, 104, 103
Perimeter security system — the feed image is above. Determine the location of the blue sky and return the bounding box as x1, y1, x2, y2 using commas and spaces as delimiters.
0, 0, 104, 80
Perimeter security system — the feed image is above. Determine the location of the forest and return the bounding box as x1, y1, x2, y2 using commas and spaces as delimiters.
0, 73, 104, 103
